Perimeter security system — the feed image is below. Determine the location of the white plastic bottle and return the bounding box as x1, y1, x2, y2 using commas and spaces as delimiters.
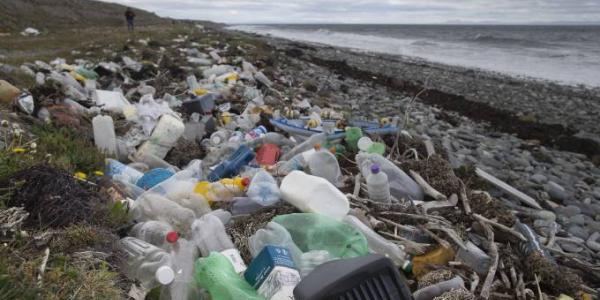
280, 171, 349, 220
191, 214, 247, 273
308, 145, 343, 187
92, 115, 117, 155
118, 237, 175, 289
129, 220, 180, 250
137, 114, 185, 159
132, 193, 196, 233
246, 169, 281, 206
366, 164, 391, 204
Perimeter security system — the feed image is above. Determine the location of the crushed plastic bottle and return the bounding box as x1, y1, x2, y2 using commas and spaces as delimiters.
247, 170, 281, 206
132, 193, 196, 233
105, 158, 144, 185
208, 144, 255, 182
165, 238, 201, 300
280, 171, 349, 219
307, 144, 343, 187
191, 214, 247, 273
366, 163, 391, 204
118, 237, 175, 289
130, 220, 180, 250
195, 252, 263, 300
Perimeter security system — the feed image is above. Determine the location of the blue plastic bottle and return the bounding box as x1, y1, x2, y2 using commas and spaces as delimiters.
208, 145, 255, 182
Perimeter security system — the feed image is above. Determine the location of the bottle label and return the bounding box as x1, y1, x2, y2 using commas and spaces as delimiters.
220, 248, 247, 273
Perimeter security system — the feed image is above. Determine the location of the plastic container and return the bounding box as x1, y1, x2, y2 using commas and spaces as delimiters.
182, 93, 216, 115
105, 159, 144, 185
136, 114, 185, 160
130, 151, 179, 171
118, 237, 175, 289
244, 245, 302, 300
249, 222, 304, 263
231, 197, 266, 216
191, 214, 247, 273
246, 132, 296, 149
132, 193, 196, 233
207, 145, 255, 182
273, 213, 368, 259
343, 215, 411, 271
280, 171, 349, 220
278, 149, 315, 175
195, 252, 263, 300
356, 153, 424, 201
281, 133, 327, 161
92, 115, 118, 156
194, 178, 248, 204
130, 220, 179, 250
307, 145, 343, 187
255, 143, 280, 166
245, 125, 267, 141
247, 170, 281, 206
366, 164, 391, 204
293, 254, 413, 300
92, 90, 130, 113
456, 241, 491, 275
210, 129, 231, 146
165, 238, 201, 300
344, 127, 363, 152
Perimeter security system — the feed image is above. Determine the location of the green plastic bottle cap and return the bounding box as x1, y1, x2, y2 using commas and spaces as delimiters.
367, 142, 386, 155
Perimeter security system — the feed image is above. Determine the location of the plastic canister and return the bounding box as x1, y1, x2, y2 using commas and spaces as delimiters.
256, 144, 281, 166
136, 114, 185, 159
280, 171, 349, 220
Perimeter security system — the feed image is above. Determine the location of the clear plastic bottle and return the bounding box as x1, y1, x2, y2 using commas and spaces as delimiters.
356, 153, 424, 201
118, 237, 175, 289
308, 145, 343, 187
105, 158, 144, 185
164, 238, 201, 300
366, 164, 391, 204
280, 133, 327, 161
130, 220, 180, 250
245, 132, 295, 148
246, 170, 281, 206
210, 129, 231, 146
231, 197, 265, 216
248, 222, 304, 267
191, 214, 247, 273
278, 148, 316, 175
132, 193, 196, 233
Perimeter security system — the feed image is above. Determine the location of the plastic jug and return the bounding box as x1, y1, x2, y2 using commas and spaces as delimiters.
307, 145, 343, 187
191, 214, 247, 273
280, 171, 349, 219
255, 144, 280, 166
118, 237, 175, 289
273, 213, 368, 259
130, 220, 179, 250
132, 193, 196, 233
366, 164, 391, 203
343, 215, 410, 270
137, 114, 185, 160
281, 133, 327, 161
293, 254, 413, 300
208, 145, 255, 182
356, 153, 424, 201
247, 170, 281, 206
92, 115, 117, 156
344, 127, 363, 152
195, 252, 263, 300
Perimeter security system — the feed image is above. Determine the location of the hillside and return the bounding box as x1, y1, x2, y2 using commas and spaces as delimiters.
0, 0, 169, 32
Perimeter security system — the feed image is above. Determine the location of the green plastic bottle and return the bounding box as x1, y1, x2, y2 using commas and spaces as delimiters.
273, 213, 369, 259
344, 127, 363, 152
194, 252, 264, 300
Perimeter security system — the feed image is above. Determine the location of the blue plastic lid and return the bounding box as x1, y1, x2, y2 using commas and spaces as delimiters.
370, 164, 380, 174
136, 168, 175, 190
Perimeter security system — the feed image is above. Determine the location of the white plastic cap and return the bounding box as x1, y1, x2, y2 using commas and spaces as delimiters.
155, 266, 175, 285
357, 137, 373, 152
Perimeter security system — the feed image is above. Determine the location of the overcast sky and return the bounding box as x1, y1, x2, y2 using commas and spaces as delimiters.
101, 0, 600, 24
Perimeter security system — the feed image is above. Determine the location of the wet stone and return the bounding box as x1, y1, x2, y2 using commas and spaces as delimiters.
545, 181, 568, 201
568, 225, 590, 240
530, 173, 548, 184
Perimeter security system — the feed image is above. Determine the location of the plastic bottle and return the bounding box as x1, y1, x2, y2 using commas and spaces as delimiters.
118, 237, 175, 289
231, 197, 266, 216
183, 113, 206, 143
456, 241, 491, 275
165, 238, 201, 300
137, 114, 185, 159
342, 215, 410, 271
308, 145, 343, 187
130, 220, 180, 250
366, 164, 391, 204
194, 178, 248, 204
92, 115, 118, 156
245, 125, 267, 141
132, 193, 196, 233
247, 170, 281, 206
280, 171, 349, 220
191, 214, 247, 273
210, 129, 231, 146
245, 132, 295, 149
281, 133, 327, 161
356, 153, 424, 201
207, 145, 255, 182
130, 151, 179, 171
344, 127, 363, 152
105, 158, 144, 185
249, 222, 304, 266
278, 149, 314, 175
195, 252, 263, 300
255, 143, 280, 166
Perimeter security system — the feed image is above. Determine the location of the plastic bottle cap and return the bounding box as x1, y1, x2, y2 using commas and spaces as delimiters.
241, 177, 250, 187
166, 231, 179, 243
314, 144, 321, 151
371, 164, 381, 174
155, 266, 175, 285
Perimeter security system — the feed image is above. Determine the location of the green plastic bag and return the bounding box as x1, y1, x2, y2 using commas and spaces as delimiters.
195, 252, 264, 300
76, 67, 99, 80
273, 213, 368, 259
344, 127, 363, 152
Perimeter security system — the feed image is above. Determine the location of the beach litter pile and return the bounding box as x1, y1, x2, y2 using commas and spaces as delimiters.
1, 26, 599, 300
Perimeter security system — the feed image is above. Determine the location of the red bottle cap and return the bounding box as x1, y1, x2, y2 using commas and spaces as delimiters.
166, 231, 179, 243
241, 177, 250, 187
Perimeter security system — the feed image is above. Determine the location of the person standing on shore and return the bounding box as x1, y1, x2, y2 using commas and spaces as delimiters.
125, 7, 136, 32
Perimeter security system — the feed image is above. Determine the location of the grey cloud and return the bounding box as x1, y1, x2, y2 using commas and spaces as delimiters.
100, 0, 600, 24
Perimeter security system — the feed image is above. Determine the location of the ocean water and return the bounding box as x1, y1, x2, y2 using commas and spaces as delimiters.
230, 24, 600, 87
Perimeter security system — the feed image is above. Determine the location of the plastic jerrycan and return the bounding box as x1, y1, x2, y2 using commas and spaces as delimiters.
118, 237, 175, 289
208, 145, 255, 182
280, 171, 349, 220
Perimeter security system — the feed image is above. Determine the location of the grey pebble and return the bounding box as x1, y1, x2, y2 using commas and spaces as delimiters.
569, 214, 586, 226
544, 181, 568, 201
555, 205, 581, 218
558, 241, 584, 253
530, 173, 548, 184
568, 225, 590, 239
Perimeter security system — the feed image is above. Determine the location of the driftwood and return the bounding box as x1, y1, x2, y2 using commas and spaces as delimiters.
409, 170, 447, 200
475, 168, 541, 209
